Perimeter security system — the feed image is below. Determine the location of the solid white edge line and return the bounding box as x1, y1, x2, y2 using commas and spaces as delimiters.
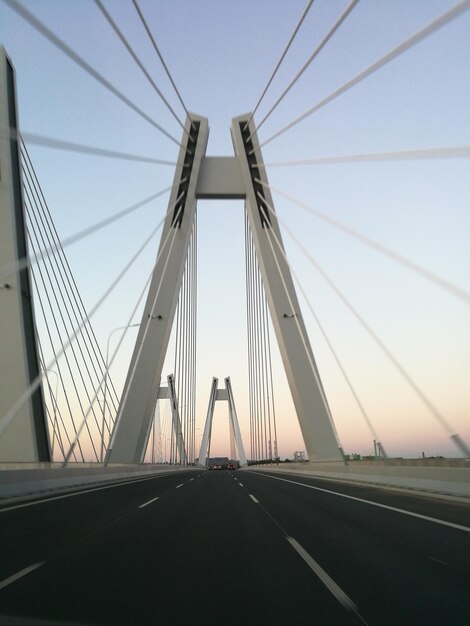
287, 537, 357, 610
138, 496, 159, 509
0, 473, 180, 513
0, 562, 44, 591
254, 473, 470, 533
249, 494, 259, 503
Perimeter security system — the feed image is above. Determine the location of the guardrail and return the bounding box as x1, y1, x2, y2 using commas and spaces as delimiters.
244, 460, 470, 498
0, 464, 201, 501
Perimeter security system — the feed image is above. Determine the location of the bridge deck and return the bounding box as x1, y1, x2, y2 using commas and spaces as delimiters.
0, 470, 468, 625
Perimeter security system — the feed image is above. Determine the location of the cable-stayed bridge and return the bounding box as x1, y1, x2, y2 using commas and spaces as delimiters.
0, 2, 469, 624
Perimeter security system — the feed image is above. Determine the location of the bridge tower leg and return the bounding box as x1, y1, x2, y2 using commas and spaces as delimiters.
106, 115, 208, 464
0, 48, 50, 462
232, 115, 343, 462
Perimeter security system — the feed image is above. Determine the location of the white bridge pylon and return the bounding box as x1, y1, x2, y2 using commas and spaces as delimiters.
157, 375, 188, 465
106, 113, 344, 465
197, 377, 247, 468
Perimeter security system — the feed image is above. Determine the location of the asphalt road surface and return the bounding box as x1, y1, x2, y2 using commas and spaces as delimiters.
0, 469, 469, 625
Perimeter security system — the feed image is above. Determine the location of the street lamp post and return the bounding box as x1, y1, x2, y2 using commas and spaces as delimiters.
101, 323, 140, 462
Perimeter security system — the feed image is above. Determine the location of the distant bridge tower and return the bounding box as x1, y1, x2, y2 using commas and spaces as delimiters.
197, 377, 247, 468
0, 48, 50, 462
107, 112, 343, 465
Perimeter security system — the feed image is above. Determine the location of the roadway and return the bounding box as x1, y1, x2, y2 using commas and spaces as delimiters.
0, 469, 469, 625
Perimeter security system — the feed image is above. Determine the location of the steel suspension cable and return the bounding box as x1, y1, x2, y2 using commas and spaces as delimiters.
66, 269, 154, 465
161, 399, 171, 462
247, 219, 258, 460
244, 210, 255, 461
21, 132, 177, 165
191, 215, 197, 464
245, 214, 278, 462
0, 183, 172, 283
187, 228, 194, 463
252, 204, 340, 442
4, 0, 183, 147
184, 243, 190, 464
264, 296, 279, 461
245, 0, 315, 131
25, 194, 100, 461
175, 222, 197, 464
94, 0, 189, 136
180, 249, 188, 464
259, 192, 469, 457
252, 234, 262, 460
37, 352, 66, 461
26, 225, 87, 462
33, 281, 82, 462
151, 401, 158, 463
0, 195, 174, 441
36, 310, 74, 461
132, 0, 194, 127
174, 237, 189, 464
256, 179, 470, 305
247, 0, 359, 142
255, 0, 470, 151
29, 249, 83, 462
21, 142, 121, 414
258, 146, 470, 167
172, 296, 181, 463
256, 234, 278, 462
254, 198, 385, 450
67, 202, 186, 466
25, 194, 104, 459
260, 283, 274, 461
108, 202, 186, 461
22, 155, 115, 431
255, 259, 268, 461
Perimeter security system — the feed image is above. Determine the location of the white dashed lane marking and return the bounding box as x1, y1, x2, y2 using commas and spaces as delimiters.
138, 497, 159, 509
0, 563, 44, 591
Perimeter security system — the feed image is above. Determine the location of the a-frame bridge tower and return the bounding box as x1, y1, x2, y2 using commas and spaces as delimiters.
106, 113, 343, 465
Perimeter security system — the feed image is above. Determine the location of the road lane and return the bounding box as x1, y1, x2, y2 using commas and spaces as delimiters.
0, 471, 364, 625
0, 470, 198, 582
246, 469, 470, 527
2, 469, 468, 624
241, 470, 470, 625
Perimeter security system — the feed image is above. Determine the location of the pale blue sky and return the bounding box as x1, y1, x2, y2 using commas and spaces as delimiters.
1, 0, 469, 459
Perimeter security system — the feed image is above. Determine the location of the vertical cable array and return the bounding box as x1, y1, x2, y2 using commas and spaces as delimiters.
21, 143, 120, 462
244, 208, 278, 463
36, 341, 67, 460
170, 215, 197, 464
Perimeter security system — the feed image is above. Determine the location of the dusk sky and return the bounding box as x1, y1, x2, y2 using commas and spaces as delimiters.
1, 0, 469, 461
